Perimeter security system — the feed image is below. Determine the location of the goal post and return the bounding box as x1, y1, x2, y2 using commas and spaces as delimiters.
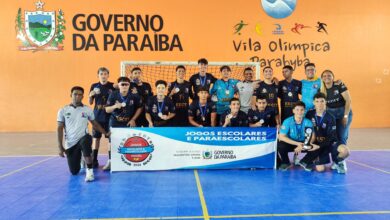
120, 61, 261, 87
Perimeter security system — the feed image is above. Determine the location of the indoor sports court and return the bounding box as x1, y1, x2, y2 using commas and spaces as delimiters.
1, 0, 389, 220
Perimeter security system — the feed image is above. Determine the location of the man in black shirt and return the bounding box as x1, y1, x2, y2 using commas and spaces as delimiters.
220, 98, 249, 127
145, 80, 176, 127
252, 66, 280, 127
103, 77, 143, 170
248, 94, 277, 127
189, 58, 217, 100
128, 67, 153, 127
305, 93, 349, 173
278, 65, 302, 123
188, 87, 217, 127
88, 67, 114, 168
168, 65, 193, 126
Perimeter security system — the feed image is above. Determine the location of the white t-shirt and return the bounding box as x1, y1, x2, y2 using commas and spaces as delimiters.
237, 81, 254, 113
57, 105, 94, 150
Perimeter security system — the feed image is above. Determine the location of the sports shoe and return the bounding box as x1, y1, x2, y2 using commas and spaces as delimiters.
85, 168, 95, 182
331, 162, 338, 170
102, 160, 111, 171
278, 163, 292, 171
336, 160, 347, 174
293, 154, 300, 166
298, 161, 312, 172
93, 160, 99, 169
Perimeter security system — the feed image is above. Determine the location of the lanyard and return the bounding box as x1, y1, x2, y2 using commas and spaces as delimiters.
199, 75, 207, 86
157, 99, 165, 113
224, 80, 230, 91
199, 102, 207, 117
119, 93, 128, 104
315, 111, 326, 128
294, 120, 303, 140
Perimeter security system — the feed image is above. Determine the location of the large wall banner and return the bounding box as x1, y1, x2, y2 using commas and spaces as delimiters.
111, 127, 277, 171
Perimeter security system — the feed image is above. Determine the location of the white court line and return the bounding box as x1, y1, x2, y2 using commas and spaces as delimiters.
0, 156, 55, 179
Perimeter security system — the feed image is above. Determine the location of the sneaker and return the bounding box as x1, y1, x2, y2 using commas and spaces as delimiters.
337, 160, 347, 174
298, 161, 312, 172
102, 160, 111, 171
331, 162, 338, 170
293, 154, 300, 166
278, 163, 292, 171
85, 168, 95, 182
93, 160, 99, 169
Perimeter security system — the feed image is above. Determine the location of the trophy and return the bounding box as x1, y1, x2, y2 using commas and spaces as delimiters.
302, 127, 313, 150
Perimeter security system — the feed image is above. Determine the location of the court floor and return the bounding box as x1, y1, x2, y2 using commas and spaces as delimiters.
0, 150, 389, 220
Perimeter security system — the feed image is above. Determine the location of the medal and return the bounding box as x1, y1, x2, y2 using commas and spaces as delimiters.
119, 93, 128, 108
260, 119, 264, 124
157, 100, 165, 118
225, 90, 230, 95
288, 92, 293, 97
94, 87, 100, 94
211, 95, 218, 102
199, 102, 207, 122
175, 88, 180, 93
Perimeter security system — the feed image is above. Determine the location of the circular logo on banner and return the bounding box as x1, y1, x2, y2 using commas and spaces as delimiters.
118, 135, 154, 166
261, 0, 297, 19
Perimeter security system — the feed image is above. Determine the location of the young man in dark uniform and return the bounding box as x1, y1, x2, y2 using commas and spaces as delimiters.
248, 94, 277, 127
306, 92, 349, 173
57, 86, 109, 182
189, 58, 217, 100
103, 77, 143, 170
88, 67, 114, 168
145, 80, 176, 127
168, 65, 193, 126
252, 66, 281, 127
127, 67, 153, 127
188, 87, 217, 127
278, 65, 302, 122
220, 98, 249, 127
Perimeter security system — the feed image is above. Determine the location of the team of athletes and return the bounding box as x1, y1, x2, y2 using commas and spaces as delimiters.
57, 58, 353, 181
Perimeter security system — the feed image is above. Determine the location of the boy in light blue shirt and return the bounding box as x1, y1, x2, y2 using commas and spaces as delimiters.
210, 65, 239, 124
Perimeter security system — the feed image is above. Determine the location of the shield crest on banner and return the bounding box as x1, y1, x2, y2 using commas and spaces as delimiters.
24, 11, 55, 47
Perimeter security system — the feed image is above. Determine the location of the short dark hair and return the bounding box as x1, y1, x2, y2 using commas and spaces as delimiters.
197, 86, 209, 93
305, 63, 316, 69
313, 92, 326, 100
155, 80, 167, 87
293, 101, 306, 109
256, 94, 268, 101
71, 86, 84, 94
230, 97, 240, 104
176, 65, 186, 71
117, 77, 131, 83
244, 67, 253, 73
263, 66, 273, 72
220, 65, 231, 72
283, 65, 294, 71
97, 67, 109, 74
198, 58, 208, 65
131, 67, 142, 73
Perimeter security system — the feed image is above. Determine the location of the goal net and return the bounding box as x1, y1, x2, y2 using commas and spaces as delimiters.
120, 61, 261, 92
